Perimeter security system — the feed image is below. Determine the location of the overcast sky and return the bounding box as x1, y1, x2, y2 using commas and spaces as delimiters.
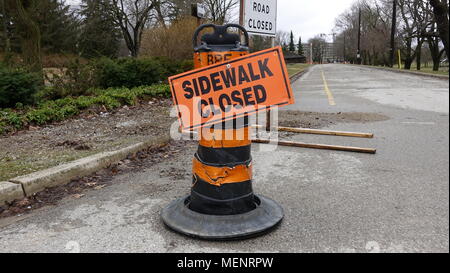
277, 0, 355, 42
66, 0, 356, 42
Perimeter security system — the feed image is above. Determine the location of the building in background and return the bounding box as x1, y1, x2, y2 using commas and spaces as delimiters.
303, 42, 339, 63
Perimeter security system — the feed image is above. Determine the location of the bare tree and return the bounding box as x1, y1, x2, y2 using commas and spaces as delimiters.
425, 21, 446, 70
412, 1, 433, 70
275, 30, 290, 48
308, 36, 327, 63
429, 0, 449, 60
397, 0, 420, 69
103, 0, 155, 57
203, 0, 238, 24
334, 0, 392, 65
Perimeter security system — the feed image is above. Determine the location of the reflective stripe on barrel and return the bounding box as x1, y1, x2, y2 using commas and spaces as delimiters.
199, 126, 251, 148
193, 157, 252, 187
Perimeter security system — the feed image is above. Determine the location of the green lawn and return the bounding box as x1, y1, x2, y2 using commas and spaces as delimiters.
403, 65, 449, 76
375, 64, 449, 76
287, 63, 312, 77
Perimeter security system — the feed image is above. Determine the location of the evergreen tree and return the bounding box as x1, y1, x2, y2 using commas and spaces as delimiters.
13, 0, 42, 73
1, 0, 13, 63
35, 0, 79, 54
298, 36, 304, 56
282, 42, 288, 53
6, 0, 79, 56
289, 31, 295, 52
250, 35, 271, 52
78, 0, 121, 58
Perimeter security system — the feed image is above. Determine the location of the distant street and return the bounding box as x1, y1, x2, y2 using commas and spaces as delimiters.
1, 64, 448, 253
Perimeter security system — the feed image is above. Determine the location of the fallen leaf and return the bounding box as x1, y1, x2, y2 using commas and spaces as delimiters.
17, 198, 31, 207
72, 194, 85, 199
94, 185, 106, 190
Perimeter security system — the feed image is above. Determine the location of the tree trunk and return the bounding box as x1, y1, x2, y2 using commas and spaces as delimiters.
403, 38, 415, 70
14, 0, 42, 74
1, 0, 11, 64
428, 36, 441, 71
416, 38, 422, 70
429, 0, 450, 61
131, 45, 139, 58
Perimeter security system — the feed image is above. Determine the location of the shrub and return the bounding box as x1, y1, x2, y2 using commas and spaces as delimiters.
43, 58, 97, 100
140, 17, 198, 61
0, 84, 171, 134
94, 57, 165, 89
40, 56, 191, 99
93, 57, 193, 89
0, 66, 42, 108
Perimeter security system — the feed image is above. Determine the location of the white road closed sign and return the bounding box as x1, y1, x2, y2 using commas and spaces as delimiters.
243, 0, 277, 37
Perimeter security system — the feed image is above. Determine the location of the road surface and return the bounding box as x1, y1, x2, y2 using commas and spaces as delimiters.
1, 64, 448, 253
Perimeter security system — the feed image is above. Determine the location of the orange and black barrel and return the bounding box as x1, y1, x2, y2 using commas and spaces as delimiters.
161, 24, 283, 240
192, 24, 253, 216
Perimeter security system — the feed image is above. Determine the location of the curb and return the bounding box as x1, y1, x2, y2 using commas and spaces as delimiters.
0, 182, 25, 205
289, 65, 312, 83
351, 64, 449, 80
1, 136, 171, 202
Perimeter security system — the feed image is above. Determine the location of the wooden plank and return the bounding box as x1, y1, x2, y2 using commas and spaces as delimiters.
252, 139, 377, 154
252, 125, 374, 138
181, 131, 377, 154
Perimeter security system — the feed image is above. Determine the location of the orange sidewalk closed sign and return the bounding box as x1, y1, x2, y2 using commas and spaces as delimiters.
169, 46, 295, 130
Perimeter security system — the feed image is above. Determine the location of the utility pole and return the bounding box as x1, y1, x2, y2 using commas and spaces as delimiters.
357, 8, 362, 64
239, 0, 244, 34
389, 0, 397, 67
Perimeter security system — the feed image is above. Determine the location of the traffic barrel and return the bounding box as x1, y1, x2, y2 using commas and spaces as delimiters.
161, 24, 284, 240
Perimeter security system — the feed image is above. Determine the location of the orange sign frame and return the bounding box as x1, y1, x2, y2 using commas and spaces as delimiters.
169, 46, 294, 131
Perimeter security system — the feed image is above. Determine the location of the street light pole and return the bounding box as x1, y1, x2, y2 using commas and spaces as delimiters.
357, 8, 362, 64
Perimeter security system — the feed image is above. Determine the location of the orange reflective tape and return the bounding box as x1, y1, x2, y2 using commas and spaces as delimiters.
199, 127, 251, 148
194, 51, 248, 69
193, 158, 252, 186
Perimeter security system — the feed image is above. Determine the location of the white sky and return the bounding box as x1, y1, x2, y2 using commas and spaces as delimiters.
66, 0, 356, 42
276, 0, 356, 42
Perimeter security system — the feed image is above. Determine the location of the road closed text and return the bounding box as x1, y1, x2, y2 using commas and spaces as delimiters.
169, 47, 294, 130
244, 0, 277, 36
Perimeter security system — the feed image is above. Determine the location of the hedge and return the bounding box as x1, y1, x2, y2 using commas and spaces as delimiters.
93, 57, 193, 89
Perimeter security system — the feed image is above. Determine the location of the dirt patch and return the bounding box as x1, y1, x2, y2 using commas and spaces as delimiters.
159, 167, 189, 181
0, 98, 176, 181
0, 140, 194, 219
56, 140, 92, 151
278, 110, 390, 129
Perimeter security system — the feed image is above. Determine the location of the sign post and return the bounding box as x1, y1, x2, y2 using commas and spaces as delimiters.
240, 0, 278, 131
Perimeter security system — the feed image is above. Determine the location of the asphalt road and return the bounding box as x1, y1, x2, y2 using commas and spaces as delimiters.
1, 64, 448, 253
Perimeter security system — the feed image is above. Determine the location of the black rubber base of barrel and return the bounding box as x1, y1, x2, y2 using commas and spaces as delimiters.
161, 195, 284, 241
